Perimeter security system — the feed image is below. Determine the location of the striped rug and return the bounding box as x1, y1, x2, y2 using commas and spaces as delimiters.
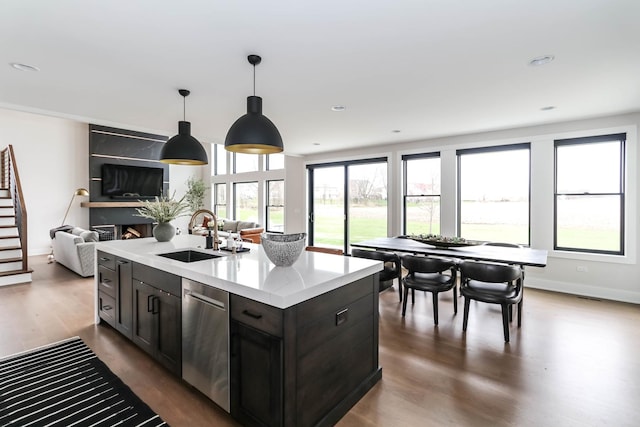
0, 337, 167, 426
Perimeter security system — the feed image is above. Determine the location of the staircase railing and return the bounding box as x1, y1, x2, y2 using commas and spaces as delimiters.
1, 145, 28, 272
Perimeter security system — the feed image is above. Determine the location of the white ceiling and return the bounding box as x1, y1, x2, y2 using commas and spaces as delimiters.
1, 0, 639, 156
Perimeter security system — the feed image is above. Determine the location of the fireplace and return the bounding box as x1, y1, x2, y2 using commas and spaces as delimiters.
91, 224, 153, 240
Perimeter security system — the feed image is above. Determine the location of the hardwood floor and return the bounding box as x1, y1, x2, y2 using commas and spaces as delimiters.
1, 255, 638, 427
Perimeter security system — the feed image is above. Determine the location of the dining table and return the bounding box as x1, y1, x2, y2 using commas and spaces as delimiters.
350, 237, 548, 267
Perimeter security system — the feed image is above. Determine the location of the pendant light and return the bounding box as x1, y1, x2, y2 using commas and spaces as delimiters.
224, 55, 283, 154
160, 89, 208, 165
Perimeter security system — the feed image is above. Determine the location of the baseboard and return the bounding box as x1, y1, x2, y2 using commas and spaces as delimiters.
525, 277, 640, 304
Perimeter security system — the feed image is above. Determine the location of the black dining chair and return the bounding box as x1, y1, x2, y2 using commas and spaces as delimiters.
483, 241, 526, 280
351, 248, 403, 301
401, 255, 457, 325
458, 260, 524, 342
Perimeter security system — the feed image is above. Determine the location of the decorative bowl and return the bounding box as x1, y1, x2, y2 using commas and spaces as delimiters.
260, 233, 307, 267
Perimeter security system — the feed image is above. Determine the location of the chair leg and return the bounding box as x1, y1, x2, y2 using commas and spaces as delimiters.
509, 305, 513, 322
432, 292, 439, 325
401, 285, 409, 316
398, 278, 403, 303
517, 300, 523, 327
411, 289, 415, 304
453, 286, 458, 314
501, 304, 510, 342
462, 297, 470, 331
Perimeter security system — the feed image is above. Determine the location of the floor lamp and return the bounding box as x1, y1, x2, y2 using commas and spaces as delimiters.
48, 188, 90, 263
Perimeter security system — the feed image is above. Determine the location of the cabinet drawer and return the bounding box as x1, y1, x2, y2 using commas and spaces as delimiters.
132, 262, 181, 297
98, 265, 116, 298
98, 291, 116, 327
230, 295, 283, 337
97, 251, 116, 270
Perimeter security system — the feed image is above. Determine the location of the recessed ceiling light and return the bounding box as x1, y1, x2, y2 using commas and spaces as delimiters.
9, 62, 40, 72
313, 142, 320, 146
541, 106, 556, 111
331, 105, 346, 112
528, 55, 555, 67
391, 130, 401, 133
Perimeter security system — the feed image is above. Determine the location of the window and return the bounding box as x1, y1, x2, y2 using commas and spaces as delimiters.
214, 183, 227, 219
214, 144, 227, 175
555, 134, 625, 255
234, 153, 260, 173
267, 153, 285, 170
457, 144, 530, 245
266, 180, 285, 232
234, 182, 259, 222
403, 153, 441, 235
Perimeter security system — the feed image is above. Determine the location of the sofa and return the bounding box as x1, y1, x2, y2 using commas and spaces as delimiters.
190, 215, 263, 243
51, 227, 98, 277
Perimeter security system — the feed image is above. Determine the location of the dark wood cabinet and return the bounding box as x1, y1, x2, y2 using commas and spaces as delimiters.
97, 251, 133, 337
231, 318, 283, 427
230, 274, 381, 427
131, 264, 182, 376
115, 257, 133, 338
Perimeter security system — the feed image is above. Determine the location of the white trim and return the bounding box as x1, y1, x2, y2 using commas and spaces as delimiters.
526, 278, 640, 304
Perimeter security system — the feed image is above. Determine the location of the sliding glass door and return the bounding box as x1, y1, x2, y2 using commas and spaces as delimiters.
308, 158, 387, 254
309, 166, 345, 249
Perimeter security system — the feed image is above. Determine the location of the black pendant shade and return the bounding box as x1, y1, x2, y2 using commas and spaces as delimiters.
160, 89, 208, 165
224, 95, 283, 154
225, 55, 283, 154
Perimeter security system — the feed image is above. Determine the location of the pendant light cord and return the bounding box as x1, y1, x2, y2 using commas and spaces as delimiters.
183, 95, 186, 120
253, 63, 256, 96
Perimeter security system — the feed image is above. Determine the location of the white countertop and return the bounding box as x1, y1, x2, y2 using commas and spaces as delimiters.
96, 235, 382, 308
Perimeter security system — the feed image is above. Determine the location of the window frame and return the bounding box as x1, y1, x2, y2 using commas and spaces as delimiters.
233, 181, 260, 222
402, 152, 441, 236
553, 133, 626, 256
266, 179, 285, 233
456, 143, 531, 246
213, 183, 227, 219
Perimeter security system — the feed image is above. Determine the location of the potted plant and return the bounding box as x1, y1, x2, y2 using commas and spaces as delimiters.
135, 192, 190, 242
185, 176, 208, 213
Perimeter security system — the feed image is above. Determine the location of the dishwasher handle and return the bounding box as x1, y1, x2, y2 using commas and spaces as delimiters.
185, 289, 227, 311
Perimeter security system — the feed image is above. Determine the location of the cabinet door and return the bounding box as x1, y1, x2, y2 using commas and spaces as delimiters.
132, 280, 155, 357
115, 257, 133, 339
156, 290, 182, 376
231, 321, 283, 427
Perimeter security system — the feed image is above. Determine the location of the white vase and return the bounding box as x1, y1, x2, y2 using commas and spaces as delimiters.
153, 222, 175, 242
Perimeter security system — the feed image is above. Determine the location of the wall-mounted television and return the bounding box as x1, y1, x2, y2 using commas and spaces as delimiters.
101, 163, 164, 199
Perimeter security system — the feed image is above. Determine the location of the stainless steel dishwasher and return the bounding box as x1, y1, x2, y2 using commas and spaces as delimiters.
182, 278, 230, 412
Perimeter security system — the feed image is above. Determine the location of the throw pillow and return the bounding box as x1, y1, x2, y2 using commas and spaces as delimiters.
71, 227, 85, 236
80, 230, 99, 242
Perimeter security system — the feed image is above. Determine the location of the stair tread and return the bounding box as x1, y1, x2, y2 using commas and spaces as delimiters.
0, 268, 33, 277
0, 224, 17, 228
0, 257, 22, 263
0, 246, 21, 251
0, 235, 19, 239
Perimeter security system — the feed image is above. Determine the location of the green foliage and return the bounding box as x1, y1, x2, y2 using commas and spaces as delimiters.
185, 176, 209, 213
135, 192, 190, 223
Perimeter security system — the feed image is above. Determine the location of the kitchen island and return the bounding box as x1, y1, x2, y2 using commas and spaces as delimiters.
95, 235, 382, 427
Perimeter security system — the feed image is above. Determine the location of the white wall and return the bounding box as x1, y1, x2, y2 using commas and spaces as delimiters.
0, 109, 88, 255
4, 106, 639, 303
301, 113, 640, 304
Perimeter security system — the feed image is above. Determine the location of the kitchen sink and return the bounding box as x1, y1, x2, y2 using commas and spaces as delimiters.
157, 250, 223, 263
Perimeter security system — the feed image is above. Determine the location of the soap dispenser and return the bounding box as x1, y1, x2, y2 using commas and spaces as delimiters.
205, 229, 214, 250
